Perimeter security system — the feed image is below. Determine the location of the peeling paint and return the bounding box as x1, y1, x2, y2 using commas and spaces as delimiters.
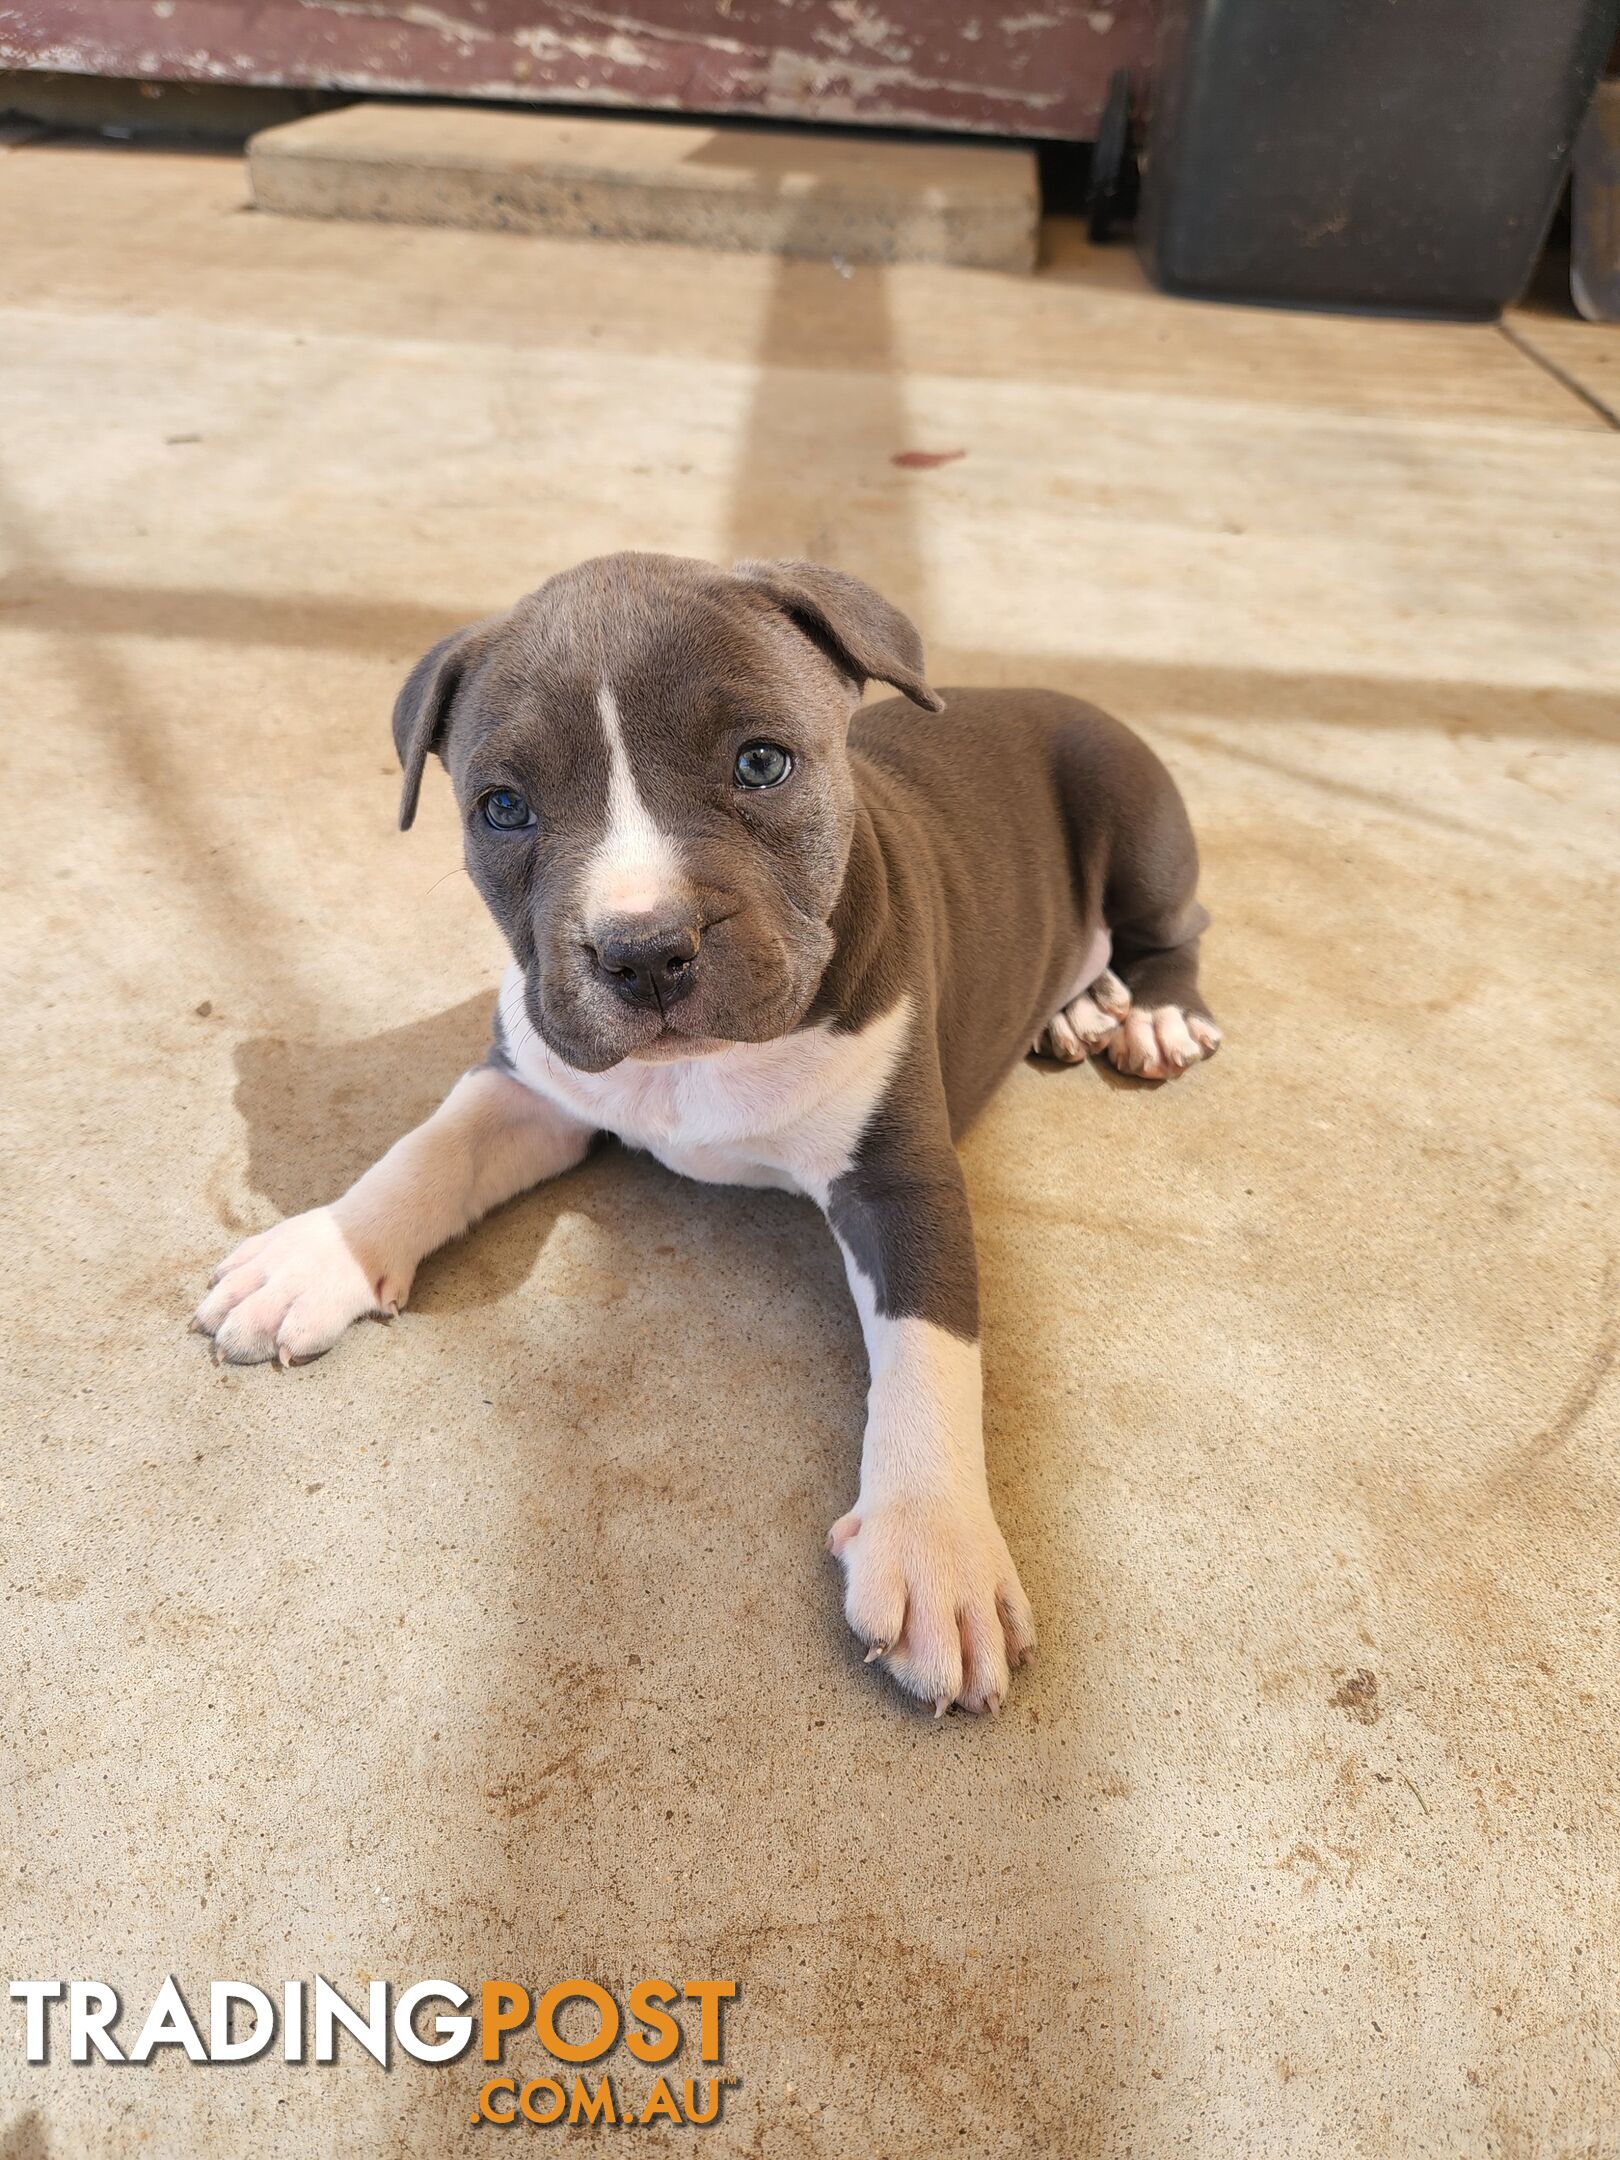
821, 0, 912, 63
0, 0, 1154, 138
309, 0, 494, 45
763, 44, 1063, 112
510, 20, 664, 72
547, 2, 752, 59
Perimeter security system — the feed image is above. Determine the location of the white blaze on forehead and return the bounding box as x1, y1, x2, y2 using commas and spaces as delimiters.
583, 680, 684, 919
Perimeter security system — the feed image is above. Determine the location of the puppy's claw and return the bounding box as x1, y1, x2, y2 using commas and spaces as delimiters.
1188, 1014, 1224, 1057
933, 1695, 951, 1719
864, 1641, 888, 1663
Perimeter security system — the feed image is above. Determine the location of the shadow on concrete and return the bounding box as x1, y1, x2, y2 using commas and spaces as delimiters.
930, 646, 1620, 749
0, 574, 456, 658
232, 993, 494, 1220
6, 570, 1614, 748
228, 990, 594, 1319
0, 468, 321, 1004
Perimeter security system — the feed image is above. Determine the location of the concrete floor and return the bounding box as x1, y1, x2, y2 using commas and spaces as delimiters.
3, 140, 1618, 2159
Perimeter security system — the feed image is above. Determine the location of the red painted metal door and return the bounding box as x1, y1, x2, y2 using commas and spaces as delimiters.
0, 0, 1155, 138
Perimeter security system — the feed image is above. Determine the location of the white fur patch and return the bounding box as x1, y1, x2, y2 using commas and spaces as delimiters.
497, 962, 911, 1199
839, 1266, 985, 1494
581, 681, 684, 920
1072, 925, 1113, 998
826, 1260, 1035, 1714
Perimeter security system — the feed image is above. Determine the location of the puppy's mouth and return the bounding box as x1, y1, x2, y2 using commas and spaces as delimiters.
628, 1025, 731, 1063
524, 972, 727, 1072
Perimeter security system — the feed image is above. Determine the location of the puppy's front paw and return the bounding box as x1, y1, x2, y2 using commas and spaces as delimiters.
192, 1209, 393, 1366
828, 1496, 1036, 1715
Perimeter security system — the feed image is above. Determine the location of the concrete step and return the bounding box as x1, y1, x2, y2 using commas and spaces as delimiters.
247, 104, 1039, 273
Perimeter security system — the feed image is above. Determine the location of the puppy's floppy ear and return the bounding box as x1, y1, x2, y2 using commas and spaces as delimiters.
733, 559, 945, 713
391, 620, 490, 832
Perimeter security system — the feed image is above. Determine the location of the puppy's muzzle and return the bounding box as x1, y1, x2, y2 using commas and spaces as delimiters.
585, 916, 703, 1011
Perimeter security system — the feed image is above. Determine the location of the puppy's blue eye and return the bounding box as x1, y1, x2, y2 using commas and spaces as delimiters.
734, 742, 792, 789
482, 789, 534, 832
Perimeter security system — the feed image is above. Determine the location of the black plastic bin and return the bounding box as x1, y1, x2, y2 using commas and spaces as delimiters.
1137, 0, 1620, 318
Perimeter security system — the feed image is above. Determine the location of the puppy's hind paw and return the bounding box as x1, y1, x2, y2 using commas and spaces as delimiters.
1107, 1005, 1222, 1081
1036, 970, 1132, 1064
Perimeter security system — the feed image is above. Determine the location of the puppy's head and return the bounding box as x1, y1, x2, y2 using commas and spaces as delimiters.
393, 552, 942, 1072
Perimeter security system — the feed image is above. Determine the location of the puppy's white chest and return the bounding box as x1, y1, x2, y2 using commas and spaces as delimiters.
497, 964, 911, 1200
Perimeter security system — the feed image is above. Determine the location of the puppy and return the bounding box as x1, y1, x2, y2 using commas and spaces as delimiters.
195, 554, 1219, 1713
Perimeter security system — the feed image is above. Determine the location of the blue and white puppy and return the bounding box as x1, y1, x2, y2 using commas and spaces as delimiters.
195, 553, 1220, 1715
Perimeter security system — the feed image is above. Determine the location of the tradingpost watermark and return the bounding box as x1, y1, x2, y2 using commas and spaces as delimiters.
10, 1975, 738, 2129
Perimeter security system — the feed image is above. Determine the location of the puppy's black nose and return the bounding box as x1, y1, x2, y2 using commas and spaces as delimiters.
587, 920, 702, 1010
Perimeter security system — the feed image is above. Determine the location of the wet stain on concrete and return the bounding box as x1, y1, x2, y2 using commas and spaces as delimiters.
1330, 1670, 1382, 1725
